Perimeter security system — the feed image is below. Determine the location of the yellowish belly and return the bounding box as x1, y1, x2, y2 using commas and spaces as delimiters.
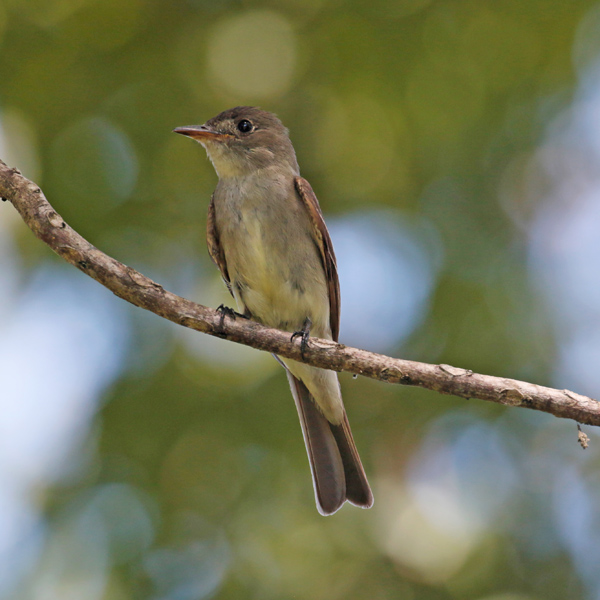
225, 218, 331, 338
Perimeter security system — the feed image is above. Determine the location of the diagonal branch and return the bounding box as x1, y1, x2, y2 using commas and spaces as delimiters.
1, 158, 599, 428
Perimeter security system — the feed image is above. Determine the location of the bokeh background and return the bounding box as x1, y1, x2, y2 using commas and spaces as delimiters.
1, 1, 600, 598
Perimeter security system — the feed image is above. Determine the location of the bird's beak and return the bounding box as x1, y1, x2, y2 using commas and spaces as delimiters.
173, 125, 231, 142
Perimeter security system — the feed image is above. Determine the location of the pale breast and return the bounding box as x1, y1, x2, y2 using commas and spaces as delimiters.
213, 170, 331, 338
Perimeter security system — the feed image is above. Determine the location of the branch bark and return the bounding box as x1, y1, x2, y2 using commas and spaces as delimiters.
1, 159, 599, 427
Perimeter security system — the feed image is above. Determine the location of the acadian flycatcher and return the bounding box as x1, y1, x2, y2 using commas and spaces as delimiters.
174, 107, 373, 515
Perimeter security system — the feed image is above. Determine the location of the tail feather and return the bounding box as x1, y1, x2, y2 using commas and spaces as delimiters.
330, 414, 373, 508
286, 372, 373, 515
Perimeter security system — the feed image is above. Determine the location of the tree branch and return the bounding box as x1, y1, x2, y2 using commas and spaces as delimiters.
1, 158, 599, 428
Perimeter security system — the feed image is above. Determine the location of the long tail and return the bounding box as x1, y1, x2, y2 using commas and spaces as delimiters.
286, 372, 373, 515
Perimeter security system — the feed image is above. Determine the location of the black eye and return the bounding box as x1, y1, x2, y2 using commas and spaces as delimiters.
237, 119, 253, 133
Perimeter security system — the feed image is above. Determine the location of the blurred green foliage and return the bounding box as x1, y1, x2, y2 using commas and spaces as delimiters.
1, 1, 599, 599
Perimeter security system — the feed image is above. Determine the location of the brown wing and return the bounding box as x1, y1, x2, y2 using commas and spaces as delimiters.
294, 177, 341, 342
207, 193, 232, 295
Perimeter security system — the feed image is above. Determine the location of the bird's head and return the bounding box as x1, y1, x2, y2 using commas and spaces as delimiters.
174, 106, 299, 179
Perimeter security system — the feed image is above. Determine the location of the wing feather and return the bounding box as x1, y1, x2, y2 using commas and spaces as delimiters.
207, 193, 232, 295
294, 177, 341, 342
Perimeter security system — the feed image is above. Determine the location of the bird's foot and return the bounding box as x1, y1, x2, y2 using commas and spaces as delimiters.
216, 304, 247, 330
291, 317, 312, 359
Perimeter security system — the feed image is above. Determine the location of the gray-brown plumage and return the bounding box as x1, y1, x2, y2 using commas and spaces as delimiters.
174, 107, 373, 515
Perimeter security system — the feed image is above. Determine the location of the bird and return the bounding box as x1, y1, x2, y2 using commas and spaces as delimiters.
174, 106, 373, 515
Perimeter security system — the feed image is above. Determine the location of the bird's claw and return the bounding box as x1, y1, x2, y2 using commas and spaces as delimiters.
216, 304, 247, 330
291, 317, 312, 359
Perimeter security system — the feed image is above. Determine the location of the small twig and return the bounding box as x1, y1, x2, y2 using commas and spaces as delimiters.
1, 158, 599, 427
